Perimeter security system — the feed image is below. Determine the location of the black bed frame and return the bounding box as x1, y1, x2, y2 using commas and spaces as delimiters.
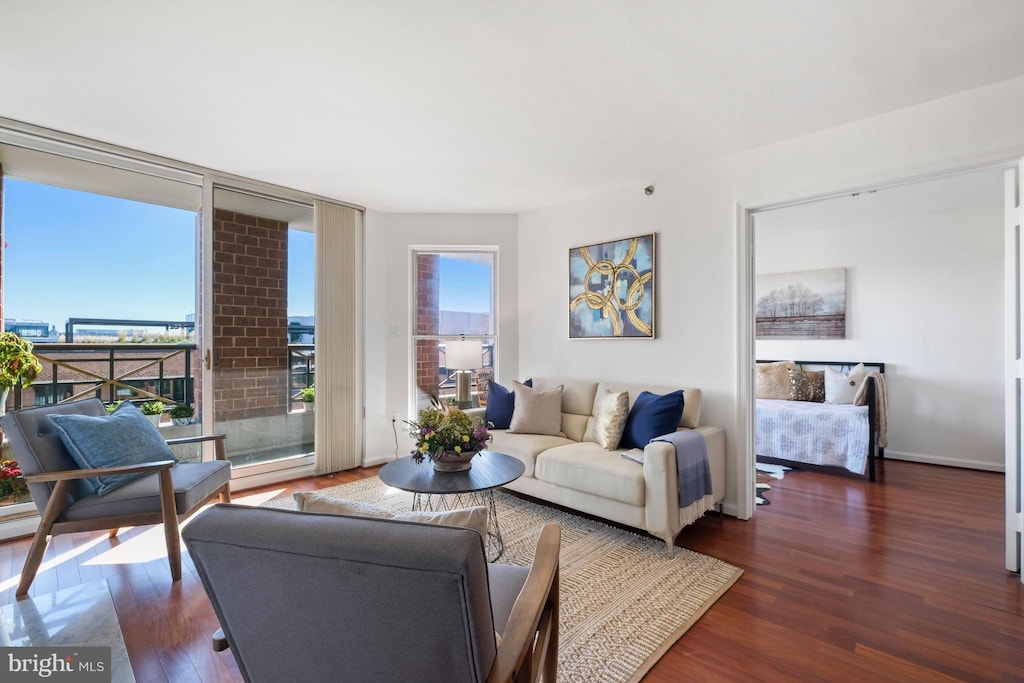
756, 360, 886, 482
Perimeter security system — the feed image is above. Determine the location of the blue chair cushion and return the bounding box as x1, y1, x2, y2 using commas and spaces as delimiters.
619, 390, 685, 449
485, 378, 531, 429
47, 401, 177, 496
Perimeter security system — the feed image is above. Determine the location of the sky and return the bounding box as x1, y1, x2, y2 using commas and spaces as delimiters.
3, 179, 315, 330
2, 179, 488, 331
439, 257, 491, 313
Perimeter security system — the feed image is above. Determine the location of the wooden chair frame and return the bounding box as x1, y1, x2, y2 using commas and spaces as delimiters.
17, 434, 231, 597
488, 522, 561, 683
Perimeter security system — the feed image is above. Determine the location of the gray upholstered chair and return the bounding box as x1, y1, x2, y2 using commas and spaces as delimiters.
183, 504, 560, 683
0, 398, 232, 597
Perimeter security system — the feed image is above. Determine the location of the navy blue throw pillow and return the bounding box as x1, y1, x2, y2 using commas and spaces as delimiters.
485, 378, 532, 429
619, 390, 685, 450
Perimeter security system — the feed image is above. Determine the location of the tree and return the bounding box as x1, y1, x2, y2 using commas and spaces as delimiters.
756, 283, 825, 319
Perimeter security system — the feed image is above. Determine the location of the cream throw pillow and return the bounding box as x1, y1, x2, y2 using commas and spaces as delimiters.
393, 507, 489, 545
293, 491, 391, 518
292, 492, 489, 544
508, 381, 564, 436
583, 389, 630, 450
824, 364, 866, 404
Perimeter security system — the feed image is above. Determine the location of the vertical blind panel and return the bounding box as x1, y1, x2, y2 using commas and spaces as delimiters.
314, 200, 361, 474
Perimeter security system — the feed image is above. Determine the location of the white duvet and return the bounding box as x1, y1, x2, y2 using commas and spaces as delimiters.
755, 399, 870, 475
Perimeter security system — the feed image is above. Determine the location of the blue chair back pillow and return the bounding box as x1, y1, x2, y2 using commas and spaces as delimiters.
47, 401, 177, 496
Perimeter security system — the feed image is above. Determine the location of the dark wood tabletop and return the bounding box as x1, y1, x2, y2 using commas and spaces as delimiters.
378, 450, 525, 495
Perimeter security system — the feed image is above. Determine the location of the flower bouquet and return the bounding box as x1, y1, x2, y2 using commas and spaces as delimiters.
406, 403, 491, 471
0, 458, 29, 505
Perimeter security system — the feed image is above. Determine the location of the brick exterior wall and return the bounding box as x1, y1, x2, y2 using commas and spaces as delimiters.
415, 253, 440, 396
212, 208, 288, 421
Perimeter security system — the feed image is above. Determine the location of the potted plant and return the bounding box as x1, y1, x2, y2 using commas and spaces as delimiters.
105, 400, 123, 414
0, 331, 42, 413
301, 386, 315, 411
405, 402, 491, 472
140, 400, 165, 426
169, 404, 194, 426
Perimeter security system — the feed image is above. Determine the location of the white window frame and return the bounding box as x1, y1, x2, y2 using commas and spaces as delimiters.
409, 247, 498, 413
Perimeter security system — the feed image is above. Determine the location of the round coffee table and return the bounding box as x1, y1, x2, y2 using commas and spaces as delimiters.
378, 450, 525, 560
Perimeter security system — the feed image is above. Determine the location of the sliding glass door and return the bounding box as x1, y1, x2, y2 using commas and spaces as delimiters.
203, 185, 316, 480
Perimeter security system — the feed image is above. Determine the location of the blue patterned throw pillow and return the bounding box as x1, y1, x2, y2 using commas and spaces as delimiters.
48, 401, 177, 496
619, 390, 685, 450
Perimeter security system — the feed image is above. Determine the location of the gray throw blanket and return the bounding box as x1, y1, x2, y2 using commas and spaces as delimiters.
650, 430, 712, 507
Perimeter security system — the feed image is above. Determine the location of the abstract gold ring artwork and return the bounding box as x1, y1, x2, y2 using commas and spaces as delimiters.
569, 234, 655, 338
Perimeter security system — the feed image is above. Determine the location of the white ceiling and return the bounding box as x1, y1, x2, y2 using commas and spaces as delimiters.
3, 1, 1024, 213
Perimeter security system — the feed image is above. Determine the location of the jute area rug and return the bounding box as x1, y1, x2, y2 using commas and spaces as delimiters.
263, 477, 742, 683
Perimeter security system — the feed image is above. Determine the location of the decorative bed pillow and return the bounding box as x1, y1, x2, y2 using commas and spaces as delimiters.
47, 401, 177, 497
509, 381, 564, 436
824, 364, 866, 404
755, 361, 796, 400
484, 379, 532, 429
789, 368, 825, 402
292, 492, 488, 543
583, 389, 630, 450
619, 390, 685, 450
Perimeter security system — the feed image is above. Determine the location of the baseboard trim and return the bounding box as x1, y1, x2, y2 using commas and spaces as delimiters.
0, 514, 41, 542
884, 450, 1004, 472
229, 462, 317, 492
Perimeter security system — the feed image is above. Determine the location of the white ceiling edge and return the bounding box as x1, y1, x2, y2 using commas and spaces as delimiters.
754, 166, 1006, 236
3, 1, 1024, 213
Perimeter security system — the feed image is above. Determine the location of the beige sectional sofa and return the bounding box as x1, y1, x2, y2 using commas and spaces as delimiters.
470, 377, 725, 552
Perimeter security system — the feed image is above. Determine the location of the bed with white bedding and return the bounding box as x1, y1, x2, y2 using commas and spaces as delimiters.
755, 360, 886, 480
755, 399, 871, 474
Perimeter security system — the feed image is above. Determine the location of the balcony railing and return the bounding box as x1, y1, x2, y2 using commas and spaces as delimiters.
10, 343, 197, 411
7, 343, 316, 412
289, 344, 315, 405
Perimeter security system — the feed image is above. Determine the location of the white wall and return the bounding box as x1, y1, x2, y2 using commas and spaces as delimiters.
755, 184, 1004, 470
517, 75, 1024, 515
362, 211, 518, 465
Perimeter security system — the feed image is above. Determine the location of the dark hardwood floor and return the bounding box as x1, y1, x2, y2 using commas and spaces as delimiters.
1, 459, 1021, 681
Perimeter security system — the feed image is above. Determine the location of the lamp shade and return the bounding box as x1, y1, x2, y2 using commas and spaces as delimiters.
446, 339, 482, 370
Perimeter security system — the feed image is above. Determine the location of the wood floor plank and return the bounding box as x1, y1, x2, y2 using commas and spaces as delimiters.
0, 459, 1021, 681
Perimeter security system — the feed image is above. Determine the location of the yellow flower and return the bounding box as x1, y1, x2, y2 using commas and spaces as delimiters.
419, 444, 429, 454
462, 435, 470, 442
455, 446, 462, 453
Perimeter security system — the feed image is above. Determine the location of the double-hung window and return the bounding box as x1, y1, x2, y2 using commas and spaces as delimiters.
411, 249, 496, 410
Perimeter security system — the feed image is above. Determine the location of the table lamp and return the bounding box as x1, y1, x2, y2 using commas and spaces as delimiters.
446, 337, 482, 409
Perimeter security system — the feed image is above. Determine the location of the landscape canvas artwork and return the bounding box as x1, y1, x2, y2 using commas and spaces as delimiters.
756, 268, 846, 339
569, 233, 655, 339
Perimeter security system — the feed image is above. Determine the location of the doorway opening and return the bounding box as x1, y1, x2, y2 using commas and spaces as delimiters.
741, 163, 1012, 522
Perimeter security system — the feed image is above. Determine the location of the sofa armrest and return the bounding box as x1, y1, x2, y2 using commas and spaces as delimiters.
640, 427, 726, 543
640, 440, 679, 541
464, 407, 486, 422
